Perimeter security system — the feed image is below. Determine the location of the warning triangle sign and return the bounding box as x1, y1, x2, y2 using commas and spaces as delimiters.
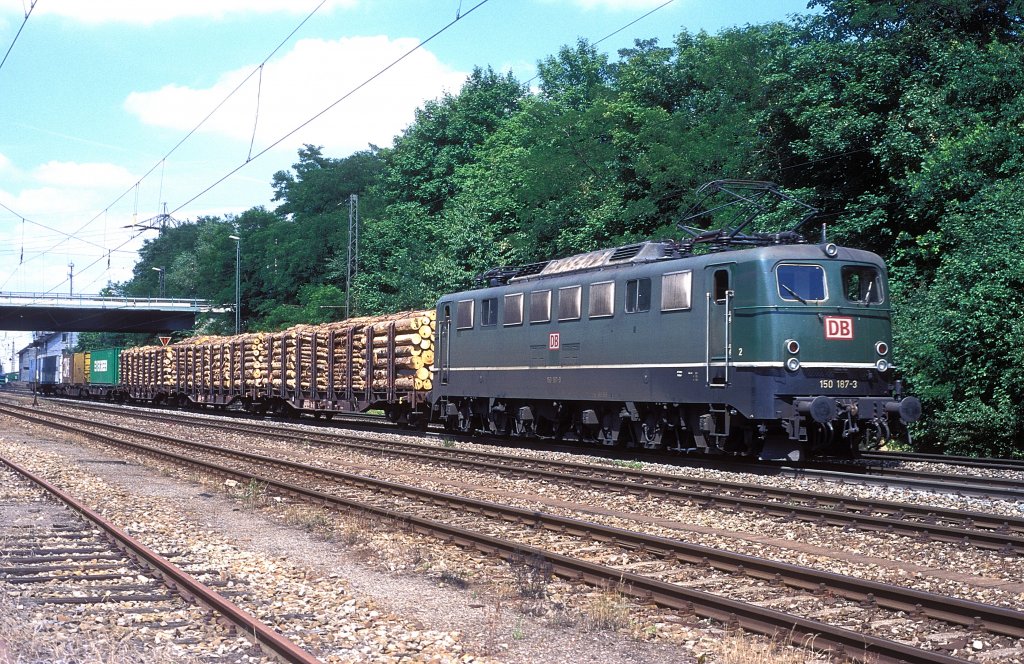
159, 336, 172, 346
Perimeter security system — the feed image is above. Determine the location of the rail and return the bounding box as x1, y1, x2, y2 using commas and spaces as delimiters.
0, 451, 319, 664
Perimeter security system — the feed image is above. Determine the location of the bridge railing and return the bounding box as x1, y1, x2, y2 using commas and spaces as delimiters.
0, 291, 213, 310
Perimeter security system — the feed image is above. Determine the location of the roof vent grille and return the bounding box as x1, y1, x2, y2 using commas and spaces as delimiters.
609, 244, 644, 262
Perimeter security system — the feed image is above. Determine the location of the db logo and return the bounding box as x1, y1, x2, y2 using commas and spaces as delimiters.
824, 316, 854, 340
548, 332, 560, 350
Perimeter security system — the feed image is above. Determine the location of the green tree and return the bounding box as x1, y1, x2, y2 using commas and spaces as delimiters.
375, 66, 527, 214
894, 179, 1024, 457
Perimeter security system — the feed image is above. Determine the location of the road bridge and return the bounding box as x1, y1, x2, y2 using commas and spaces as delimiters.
0, 292, 216, 332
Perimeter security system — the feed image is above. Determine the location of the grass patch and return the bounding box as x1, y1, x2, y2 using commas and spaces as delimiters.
240, 478, 269, 510
579, 586, 632, 632
712, 629, 835, 664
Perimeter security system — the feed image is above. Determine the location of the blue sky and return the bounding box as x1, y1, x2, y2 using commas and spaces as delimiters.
0, 0, 813, 356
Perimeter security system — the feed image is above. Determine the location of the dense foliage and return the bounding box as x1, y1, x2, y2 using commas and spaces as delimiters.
107, 1, 1024, 457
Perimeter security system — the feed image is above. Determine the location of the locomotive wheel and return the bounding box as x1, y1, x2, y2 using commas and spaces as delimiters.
445, 413, 471, 433
512, 415, 533, 437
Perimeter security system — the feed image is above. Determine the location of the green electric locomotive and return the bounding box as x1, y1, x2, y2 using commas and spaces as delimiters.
431, 182, 920, 460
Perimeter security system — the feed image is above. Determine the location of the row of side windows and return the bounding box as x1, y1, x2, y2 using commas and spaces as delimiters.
455, 270, 692, 330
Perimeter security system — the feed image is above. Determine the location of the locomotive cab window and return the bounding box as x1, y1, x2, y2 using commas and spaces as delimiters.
530, 290, 552, 323
504, 293, 523, 326
589, 281, 614, 318
625, 278, 651, 313
481, 297, 499, 326
456, 299, 474, 329
777, 264, 827, 302
661, 270, 692, 311
842, 266, 883, 304
558, 286, 581, 321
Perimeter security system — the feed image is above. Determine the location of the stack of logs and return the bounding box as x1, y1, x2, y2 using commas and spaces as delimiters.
121, 344, 174, 388
119, 309, 437, 396
268, 310, 436, 393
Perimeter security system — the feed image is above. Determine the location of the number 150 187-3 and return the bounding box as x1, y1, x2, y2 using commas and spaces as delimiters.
820, 379, 858, 389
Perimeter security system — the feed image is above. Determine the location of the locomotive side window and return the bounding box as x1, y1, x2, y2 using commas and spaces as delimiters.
625, 278, 651, 313
504, 293, 523, 326
456, 299, 474, 329
589, 281, 614, 318
777, 264, 827, 302
558, 286, 582, 321
842, 266, 883, 304
481, 297, 499, 326
530, 290, 552, 323
661, 270, 692, 311
714, 269, 729, 303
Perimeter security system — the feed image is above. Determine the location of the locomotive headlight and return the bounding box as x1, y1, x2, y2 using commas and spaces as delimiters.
785, 339, 800, 354
785, 357, 801, 372
875, 358, 890, 372
823, 243, 839, 258
875, 341, 889, 356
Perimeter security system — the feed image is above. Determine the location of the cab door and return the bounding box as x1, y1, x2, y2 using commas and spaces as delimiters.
705, 265, 733, 387
437, 303, 451, 385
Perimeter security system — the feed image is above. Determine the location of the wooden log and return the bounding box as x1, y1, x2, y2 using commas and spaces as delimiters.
372, 345, 417, 358
391, 355, 424, 370
372, 333, 422, 348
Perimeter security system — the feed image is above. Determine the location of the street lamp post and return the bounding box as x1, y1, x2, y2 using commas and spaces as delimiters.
229, 235, 240, 334
151, 266, 165, 298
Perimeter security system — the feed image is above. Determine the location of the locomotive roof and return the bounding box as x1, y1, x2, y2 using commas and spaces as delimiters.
473, 237, 883, 290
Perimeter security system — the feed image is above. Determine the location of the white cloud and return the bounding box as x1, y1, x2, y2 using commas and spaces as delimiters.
0, 0, 357, 25
125, 36, 468, 156
0, 153, 11, 172
33, 161, 137, 190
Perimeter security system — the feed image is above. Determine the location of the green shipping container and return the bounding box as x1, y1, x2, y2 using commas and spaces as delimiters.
88, 348, 122, 385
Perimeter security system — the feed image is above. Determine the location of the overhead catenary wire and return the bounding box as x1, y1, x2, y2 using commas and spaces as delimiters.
0, 0, 38, 77
247, 64, 264, 162
523, 0, 675, 88
169, 0, 495, 216
23, 0, 494, 297
0, 0, 334, 294
5, 0, 672, 294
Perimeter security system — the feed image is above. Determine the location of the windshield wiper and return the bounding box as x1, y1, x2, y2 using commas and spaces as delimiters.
781, 284, 808, 304
863, 280, 874, 306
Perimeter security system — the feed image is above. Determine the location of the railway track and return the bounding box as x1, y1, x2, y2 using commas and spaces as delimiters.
0, 451, 318, 663
35, 395, 1024, 501
28, 398, 1024, 556
862, 450, 1024, 472
4, 402, 1023, 663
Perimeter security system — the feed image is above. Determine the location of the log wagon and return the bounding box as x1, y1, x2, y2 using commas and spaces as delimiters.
120, 310, 436, 423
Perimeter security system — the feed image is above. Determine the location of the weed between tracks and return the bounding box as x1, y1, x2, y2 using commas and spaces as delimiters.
712, 629, 835, 664
240, 478, 269, 510
579, 585, 632, 632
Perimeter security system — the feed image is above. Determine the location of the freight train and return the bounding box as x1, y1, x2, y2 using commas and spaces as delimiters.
40, 349, 124, 398
57, 182, 922, 460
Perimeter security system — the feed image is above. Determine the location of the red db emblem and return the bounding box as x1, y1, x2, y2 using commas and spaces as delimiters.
824, 316, 854, 340
548, 332, 560, 350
